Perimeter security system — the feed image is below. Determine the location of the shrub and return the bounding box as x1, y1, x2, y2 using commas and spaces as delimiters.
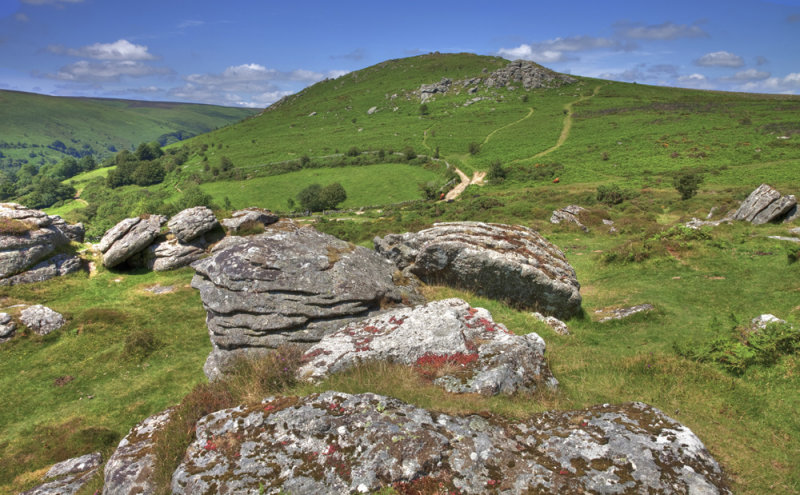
673, 171, 703, 200
487, 160, 506, 182
297, 182, 347, 211
403, 146, 417, 161
122, 328, 160, 361
468, 142, 480, 155
596, 184, 624, 205
419, 103, 429, 116
346, 146, 360, 157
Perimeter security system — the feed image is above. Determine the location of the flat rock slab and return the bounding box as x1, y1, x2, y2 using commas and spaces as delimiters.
375, 222, 581, 318
171, 391, 730, 494
20, 305, 65, 335
22, 452, 102, 495
297, 298, 556, 395
168, 206, 219, 243
532, 311, 569, 335
103, 408, 173, 495
595, 303, 655, 322
221, 208, 279, 233
99, 216, 166, 268
192, 221, 418, 380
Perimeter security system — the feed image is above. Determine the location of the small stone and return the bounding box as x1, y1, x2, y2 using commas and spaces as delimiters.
20, 305, 66, 335
532, 311, 569, 335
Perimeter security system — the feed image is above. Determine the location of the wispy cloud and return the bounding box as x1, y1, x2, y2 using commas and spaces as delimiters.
787, 13, 800, 22
498, 35, 629, 63
721, 69, 771, 82
694, 51, 744, 68
741, 73, 800, 93
21, 0, 83, 4
48, 39, 157, 61
178, 20, 205, 29
14, 13, 30, 22
40, 60, 171, 82
615, 21, 708, 40
331, 48, 366, 61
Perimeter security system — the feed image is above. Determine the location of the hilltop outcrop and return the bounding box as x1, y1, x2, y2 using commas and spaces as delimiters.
297, 298, 556, 395
163, 391, 729, 494
375, 222, 581, 318
0, 203, 84, 286
191, 220, 421, 380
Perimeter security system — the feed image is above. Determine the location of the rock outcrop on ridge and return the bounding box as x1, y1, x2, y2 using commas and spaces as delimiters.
191, 220, 420, 380
0, 203, 84, 285
297, 298, 556, 395
733, 184, 797, 224
167, 391, 730, 494
374, 222, 581, 318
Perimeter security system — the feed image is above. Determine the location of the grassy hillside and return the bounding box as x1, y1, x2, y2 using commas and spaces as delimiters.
1, 52, 798, 493
0, 90, 257, 169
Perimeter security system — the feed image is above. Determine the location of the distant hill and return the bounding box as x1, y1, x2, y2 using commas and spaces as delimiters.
0, 90, 258, 170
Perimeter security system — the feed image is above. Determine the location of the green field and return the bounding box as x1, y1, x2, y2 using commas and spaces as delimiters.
4, 52, 800, 493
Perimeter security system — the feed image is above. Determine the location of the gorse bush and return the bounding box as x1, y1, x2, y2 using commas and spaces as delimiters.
596, 184, 624, 205
673, 171, 704, 200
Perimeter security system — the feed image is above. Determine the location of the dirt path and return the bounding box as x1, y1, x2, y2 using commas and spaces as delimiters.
445, 168, 486, 201
529, 83, 605, 160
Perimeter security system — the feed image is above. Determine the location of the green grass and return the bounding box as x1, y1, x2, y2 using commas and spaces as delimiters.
198, 162, 441, 211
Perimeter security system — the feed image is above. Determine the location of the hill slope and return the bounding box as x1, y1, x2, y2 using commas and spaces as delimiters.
0, 90, 258, 169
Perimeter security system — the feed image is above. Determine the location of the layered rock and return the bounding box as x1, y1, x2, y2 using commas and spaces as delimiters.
297, 298, 556, 395
133, 237, 208, 272
221, 207, 278, 233
21, 452, 102, 495
20, 305, 65, 335
733, 184, 797, 224
0, 204, 82, 285
170, 391, 730, 494
192, 221, 419, 380
167, 206, 219, 243
103, 408, 173, 495
375, 222, 581, 318
550, 204, 588, 232
98, 215, 166, 268
485, 59, 577, 89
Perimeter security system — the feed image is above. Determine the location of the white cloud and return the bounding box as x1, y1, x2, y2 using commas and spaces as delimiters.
676, 73, 713, 89
694, 51, 744, 68
498, 35, 626, 63
615, 21, 708, 40
721, 69, 771, 82
49, 39, 156, 61
43, 60, 170, 82
170, 63, 346, 107
741, 73, 800, 93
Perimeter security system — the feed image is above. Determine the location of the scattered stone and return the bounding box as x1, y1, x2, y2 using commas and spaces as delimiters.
375, 222, 581, 318
767, 235, 800, 243
419, 77, 452, 102
191, 222, 420, 380
595, 303, 655, 322
103, 408, 173, 495
22, 452, 102, 495
19, 305, 66, 335
550, 205, 588, 232
733, 184, 797, 224
168, 206, 219, 243
98, 216, 166, 268
790, 227, 800, 235
0, 253, 83, 287
308, 111, 317, 116
298, 298, 556, 395
143, 284, 176, 295
171, 392, 730, 494
685, 217, 731, 229
0, 312, 16, 342
220, 208, 279, 233
532, 311, 569, 335
366, 106, 377, 115
750, 314, 787, 330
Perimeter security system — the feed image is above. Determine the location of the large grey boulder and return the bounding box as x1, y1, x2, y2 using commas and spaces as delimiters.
297, 298, 556, 395
19, 305, 65, 336
375, 222, 581, 318
171, 391, 730, 494
168, 206, 219, 243
103, 408, 173, 495
21, 452, 102, 495
550, 204, 588, 232
192, 221, 420, 380
0, 204, 74, 280
134, 237, 208, 272
98, 216, 166, 268
733, 184, 797, 224
221, 207, 278, 233
0, 253, 83, 287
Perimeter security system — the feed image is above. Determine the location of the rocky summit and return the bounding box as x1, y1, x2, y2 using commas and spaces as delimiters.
166, 391, 730, 494
191, 220, 420, 380
375, 222, 581, 318
297, 298, 556, 395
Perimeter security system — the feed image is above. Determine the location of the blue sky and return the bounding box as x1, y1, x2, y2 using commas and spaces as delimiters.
1, 0, 798, 107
